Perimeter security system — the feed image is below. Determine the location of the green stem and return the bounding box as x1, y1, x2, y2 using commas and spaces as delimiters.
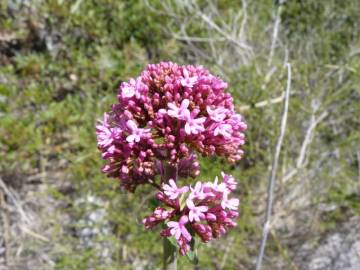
162, 162, 178, 270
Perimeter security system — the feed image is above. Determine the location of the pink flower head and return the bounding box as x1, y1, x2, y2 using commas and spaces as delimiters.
163, 179, 189, 200
143, 173, 240, 255
96, 61, 246, 191
167, 215, 192, 241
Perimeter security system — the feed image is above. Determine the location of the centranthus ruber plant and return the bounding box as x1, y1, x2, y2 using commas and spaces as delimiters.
96, 62, 247, 268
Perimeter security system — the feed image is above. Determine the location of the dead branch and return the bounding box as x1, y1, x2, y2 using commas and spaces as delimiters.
238, 93, 286, 112
0, 189, 10, 266
255, 63, 291, 270
0, 178, 31, 225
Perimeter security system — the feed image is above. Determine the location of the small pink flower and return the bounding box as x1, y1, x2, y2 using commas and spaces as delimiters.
120, 79, 136, 98
183, 110, 206, 135
134, 78, 148, 99
221, 192, 239, 210
206, 106, 228, 122
142, 207, 173, 229
186, 199, 208, 222
126, 120, 151, 143
180, 69, 198, 88
96, 114, 120, 148
163, 179, 189, 200
167, 215, 192, 241
211, 176, 228, 194
189, 181, 206, 200
214, 123, 233, 138
167, 99, 190, 120
221, 172, 237, 191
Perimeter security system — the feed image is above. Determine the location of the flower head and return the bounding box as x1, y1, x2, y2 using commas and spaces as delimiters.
143, 173, 240, 255
96, 62, 246, 190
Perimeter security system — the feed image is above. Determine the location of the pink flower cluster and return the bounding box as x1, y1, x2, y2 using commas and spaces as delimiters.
96, 62, 247, 191
142, 173, 239, 255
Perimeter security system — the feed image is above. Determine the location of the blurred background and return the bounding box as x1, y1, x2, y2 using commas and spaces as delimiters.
0, 0, 359, 269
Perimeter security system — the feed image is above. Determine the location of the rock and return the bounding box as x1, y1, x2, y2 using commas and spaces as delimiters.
74, 194, 113, 265
297, 216, 360, 270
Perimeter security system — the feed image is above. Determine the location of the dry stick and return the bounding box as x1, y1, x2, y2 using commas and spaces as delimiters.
357, 151, 360, 183
238, 93, 286, 112
282, 111, 328, 184
296, 111, 328, 168
188, 0, 253, 52
0, 189, 10, 266
220, 237, 234, 269
267, 3, 284, 67
19, 225, 49, 242
255, 63, 292, 270
0, 178, 31, 225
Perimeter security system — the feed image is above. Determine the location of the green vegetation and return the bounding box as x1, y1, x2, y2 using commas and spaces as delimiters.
0, 0, 359, 269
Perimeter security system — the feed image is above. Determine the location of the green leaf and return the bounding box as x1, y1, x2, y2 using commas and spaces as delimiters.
186, 250, 199, 265
186, 237, 199, 264
179, 192, 187, 211
149, 198, 160, 208
167, 236, 178, 248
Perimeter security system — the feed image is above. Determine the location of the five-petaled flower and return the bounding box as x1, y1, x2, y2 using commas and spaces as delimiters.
167, 215, 192, 241
187, 199, 208, 222
126, 120, 151, 143
163, 179, 189, 200
221, 192, 239, 210
206, 106, 228, 122
180, 69, 198, 88
183, 110, 206, 135
167, 99, 190, 120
